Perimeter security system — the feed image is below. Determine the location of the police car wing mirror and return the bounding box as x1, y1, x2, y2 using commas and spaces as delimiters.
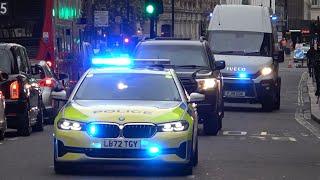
189, 93, 205, 103
215, 61, 226, 70
0, 71, 8, 82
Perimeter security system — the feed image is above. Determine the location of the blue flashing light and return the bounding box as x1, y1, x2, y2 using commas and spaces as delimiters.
92, 56, 132, 67
148, 146, 160, 155
271, 15, 278, 21
210, 13, 213, 17
239, 73, 248, 79
87, 124, 98, 136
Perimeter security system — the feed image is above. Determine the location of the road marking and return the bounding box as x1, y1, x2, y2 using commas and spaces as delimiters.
260, 132, 267, 136
7, 138, 18, 141
0, 142, 2, 145
300, 132, 309, 137
272, 137, 297, 142
250, 136, 267, 140
296, 72, 320, 139
223, 131, 247, 136
289, 137, 297, 142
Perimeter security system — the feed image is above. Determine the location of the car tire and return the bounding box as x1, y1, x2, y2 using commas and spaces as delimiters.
192, 139, 198, 167
179, 165, 193, 176
261, 94, 274, 112
274, 79, 281, 110
33, 104, 44, 132
0, 130, 4, 140
17, 105, 32, 137
54, 160, 70, 174
203, 111, 219, 136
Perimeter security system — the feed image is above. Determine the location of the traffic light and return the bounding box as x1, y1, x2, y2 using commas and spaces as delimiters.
145, 0, 163, 17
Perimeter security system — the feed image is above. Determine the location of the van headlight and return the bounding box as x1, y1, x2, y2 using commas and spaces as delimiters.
261, 67, 273, 76
57, 119, 85, 131
157, 121, 189, 132
196, 78, 216, 90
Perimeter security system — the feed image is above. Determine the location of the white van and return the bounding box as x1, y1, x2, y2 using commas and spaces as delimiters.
208, 5, 284, 111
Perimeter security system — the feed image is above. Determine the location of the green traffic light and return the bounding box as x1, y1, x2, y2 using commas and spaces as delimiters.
146, 4, 155, 14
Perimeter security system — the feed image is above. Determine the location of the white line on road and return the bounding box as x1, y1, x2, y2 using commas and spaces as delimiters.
289, 137, 297, 142
223, 131, 247, 136
6, 138, 18, 141
260, 132, 267, 136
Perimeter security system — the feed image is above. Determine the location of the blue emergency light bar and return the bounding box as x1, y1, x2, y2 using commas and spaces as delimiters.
91, 55, 170, 68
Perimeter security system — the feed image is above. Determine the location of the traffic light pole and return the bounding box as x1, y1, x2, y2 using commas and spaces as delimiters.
150, 17, 155, 38
171, 0, 174, 37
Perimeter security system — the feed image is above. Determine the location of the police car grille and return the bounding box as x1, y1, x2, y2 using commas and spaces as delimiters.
92, 124, 120, 138
180, 78, 197, 94
123, 124, 157, 138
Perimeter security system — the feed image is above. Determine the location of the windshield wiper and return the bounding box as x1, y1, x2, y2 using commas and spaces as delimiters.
175, 65, 208, 69
243, 52, 261, 56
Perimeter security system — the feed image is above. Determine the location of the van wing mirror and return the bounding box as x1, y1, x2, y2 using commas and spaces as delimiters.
215, 60, 226, 70
273, 51, 284, 63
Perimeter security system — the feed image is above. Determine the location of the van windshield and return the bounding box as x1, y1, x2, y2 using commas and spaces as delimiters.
209, 31, 272, 57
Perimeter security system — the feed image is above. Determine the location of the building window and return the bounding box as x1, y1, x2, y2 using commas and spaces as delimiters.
312, 0, 320, 6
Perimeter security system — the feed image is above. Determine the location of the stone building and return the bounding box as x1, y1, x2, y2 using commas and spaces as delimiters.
155, 0, 219, 39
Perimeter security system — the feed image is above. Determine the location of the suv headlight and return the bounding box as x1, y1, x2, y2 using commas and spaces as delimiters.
157, 121, 189, 132
261, 67, 272, 76
57, 119, 85, 131
196, 78, 216, 90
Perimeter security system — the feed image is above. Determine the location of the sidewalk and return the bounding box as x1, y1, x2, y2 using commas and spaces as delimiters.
306, 75, 320, 124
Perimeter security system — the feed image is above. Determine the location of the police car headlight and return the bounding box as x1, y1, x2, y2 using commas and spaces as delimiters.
157, 121, 189, 132
57, 119, 85, 131
261, 67, 273, 76
196, 78, 216, 90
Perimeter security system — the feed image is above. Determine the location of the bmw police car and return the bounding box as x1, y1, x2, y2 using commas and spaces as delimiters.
53, 57, 204, 174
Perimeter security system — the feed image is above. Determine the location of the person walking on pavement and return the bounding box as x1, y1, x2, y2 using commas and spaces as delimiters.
307, 45, 316, 77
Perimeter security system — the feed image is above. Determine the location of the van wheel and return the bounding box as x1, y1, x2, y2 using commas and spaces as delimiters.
179, 165, 193, 176
17, 106, 32, 136
261, 95, 274, 112
203, 111, 219, 136
192, 139, 198, 167
0, 130, 4, 140
274, 79, 281, 110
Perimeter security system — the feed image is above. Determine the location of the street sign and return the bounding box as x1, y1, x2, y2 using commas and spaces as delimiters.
94, 11, 109, 27
0, 1, 9, 16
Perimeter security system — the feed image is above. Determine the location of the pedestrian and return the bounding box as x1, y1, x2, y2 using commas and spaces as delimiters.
306, 45, 316, 77
314, 45, 320, 96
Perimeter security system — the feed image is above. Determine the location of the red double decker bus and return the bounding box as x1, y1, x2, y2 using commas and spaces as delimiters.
0, 0, 83, 78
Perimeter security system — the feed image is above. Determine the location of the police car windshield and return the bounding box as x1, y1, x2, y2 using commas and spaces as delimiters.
134, 45, 208, 67
209, 31, 272, 57
74, 73, 182, 101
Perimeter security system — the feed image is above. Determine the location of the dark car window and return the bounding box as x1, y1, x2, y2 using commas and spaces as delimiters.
134, 44, 208, 66
75, 73, 181, 101
0, 50, 13, 74
31, 65, 45, 79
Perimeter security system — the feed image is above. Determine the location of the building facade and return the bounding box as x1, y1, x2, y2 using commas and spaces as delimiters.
155, 0, 219, 39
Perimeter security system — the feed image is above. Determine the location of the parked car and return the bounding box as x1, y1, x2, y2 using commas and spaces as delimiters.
0, 71, 8, 140
30, 60, 67, 123
0, 43, 44, 136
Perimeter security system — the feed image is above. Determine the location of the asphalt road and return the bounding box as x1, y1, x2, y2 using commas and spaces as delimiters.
0, 66, 320, 180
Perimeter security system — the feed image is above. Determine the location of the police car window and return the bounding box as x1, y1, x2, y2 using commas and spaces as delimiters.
74, 73, 182, 101
135, 45, 208, 66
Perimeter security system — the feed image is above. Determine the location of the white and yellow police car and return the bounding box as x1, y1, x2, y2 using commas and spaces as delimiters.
53, 57, 204, 175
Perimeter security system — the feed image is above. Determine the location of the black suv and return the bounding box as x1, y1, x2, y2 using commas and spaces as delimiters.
0, 43, 44, 136
133, 38, 225, 135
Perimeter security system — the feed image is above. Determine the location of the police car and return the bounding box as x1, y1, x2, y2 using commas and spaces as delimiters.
53, 57, 204, 174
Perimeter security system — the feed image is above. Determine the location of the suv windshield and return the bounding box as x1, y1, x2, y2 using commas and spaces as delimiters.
0, 50, 13, 74
209, 31, 272, 57
74, 73, 181, 101
134, 44, 208, 67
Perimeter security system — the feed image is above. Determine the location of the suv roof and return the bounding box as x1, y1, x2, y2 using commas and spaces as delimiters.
139, 40, 205, 46
0, 43, 25, 50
